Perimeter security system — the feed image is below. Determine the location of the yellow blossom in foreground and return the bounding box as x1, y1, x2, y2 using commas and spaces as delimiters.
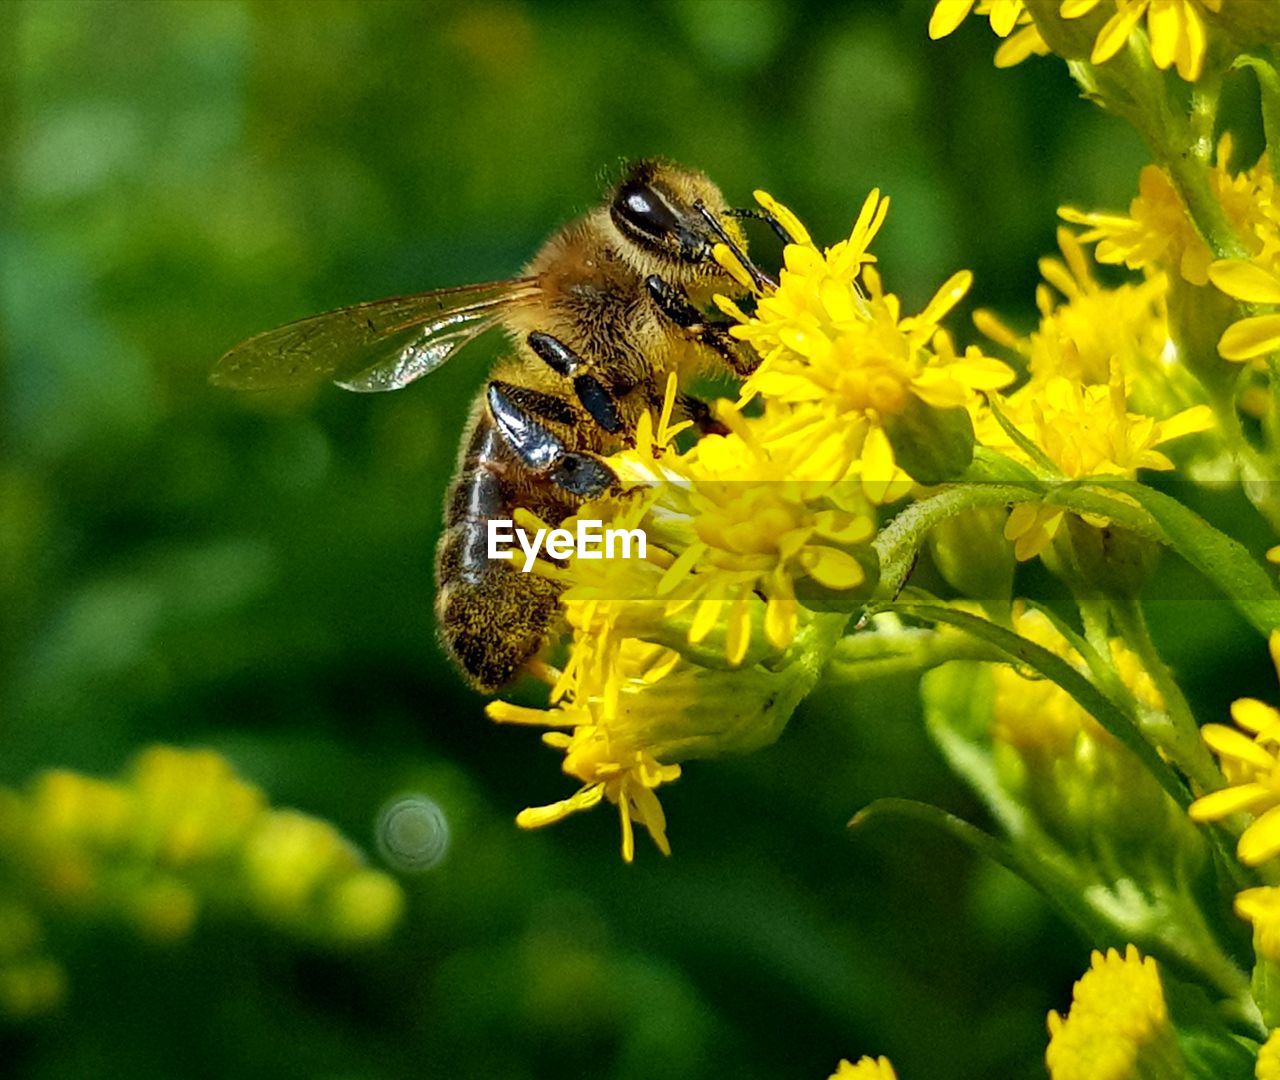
543, 376, 878, 667
1062, 0, 1223, 82
1045, 945, 1185, 1080
977, 370, 1212, 559
829, 1055, 898, 1080
488, 638, 684, 862
928, 0, 1051, 66
1257, 1029, 1280, 1080
717, 189, 1014, 502
1189, 632, 1280, 865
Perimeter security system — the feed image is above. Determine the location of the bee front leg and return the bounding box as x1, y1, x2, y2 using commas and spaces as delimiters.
644, 274, 759, 377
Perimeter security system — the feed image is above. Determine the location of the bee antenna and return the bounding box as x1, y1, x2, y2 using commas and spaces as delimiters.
725, 206, 794, 247
693, 202, 778, 292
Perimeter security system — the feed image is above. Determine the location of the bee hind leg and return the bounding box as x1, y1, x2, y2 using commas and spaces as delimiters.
678, 392, 730, 437
486, 381, 617, 498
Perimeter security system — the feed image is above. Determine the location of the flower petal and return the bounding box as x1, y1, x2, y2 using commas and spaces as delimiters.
1188, 782, 1274, 822
1219, 315, 1280, 361
1208, 260, 1280, 304
1201, 723, 1277, 770
1239, 803, 1280, 865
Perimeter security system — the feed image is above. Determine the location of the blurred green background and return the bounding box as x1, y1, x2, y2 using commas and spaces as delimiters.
2, 1, 1266, 1077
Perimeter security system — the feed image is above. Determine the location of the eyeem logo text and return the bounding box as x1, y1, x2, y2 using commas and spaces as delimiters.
487, 519, 647, 573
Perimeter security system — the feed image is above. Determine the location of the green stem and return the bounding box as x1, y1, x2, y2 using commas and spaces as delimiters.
827, 621, 1002, 683
1108, 591, 1225, 796
1120, 41, 1249, 260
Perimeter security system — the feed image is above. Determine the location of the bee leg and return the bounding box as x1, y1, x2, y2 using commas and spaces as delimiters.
486, 382, 616, 498
678, 393, 730, 437
644, 274, 759, 377
526, 331, 626, 437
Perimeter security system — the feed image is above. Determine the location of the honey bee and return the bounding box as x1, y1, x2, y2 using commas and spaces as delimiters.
212, 160, 772, 690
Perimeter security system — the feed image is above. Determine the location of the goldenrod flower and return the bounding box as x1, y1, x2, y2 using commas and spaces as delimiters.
1258, 1029, 1280, 1080
977, 369, 1212, 559
1062, 0, 1223, 81
1063, 140, 1275, 286
829, 1056, 898, 1080
1045, 945, 1185, 1080
1189, 632, 1280, 865
975, 228, 1188, 416
928, 0, 1052, 67
717, 190, 1014, 502
555, 376, 878, 665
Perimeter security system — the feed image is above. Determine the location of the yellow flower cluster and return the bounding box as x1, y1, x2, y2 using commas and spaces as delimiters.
929, 0, 1226, 82
1062, 0, 1222, 82
1045, 945, 1185, 1080
0, 746, 403, 1015
718, 190, 1014, 503
1063, 138, 1280, 362
974, 232, 1213, 559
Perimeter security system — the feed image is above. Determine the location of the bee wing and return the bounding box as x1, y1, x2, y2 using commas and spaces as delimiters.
210, 278, 540, 392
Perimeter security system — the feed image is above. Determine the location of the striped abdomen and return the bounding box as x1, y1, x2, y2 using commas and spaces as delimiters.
433, 408, 563, 691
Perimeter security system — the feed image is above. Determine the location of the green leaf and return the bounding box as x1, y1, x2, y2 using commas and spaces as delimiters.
985, 394, 1060, 476
882, 396, 974, 483
1111, 481, 1280, 637
850, 797, 1117, 944
1234, 54, 1280, 160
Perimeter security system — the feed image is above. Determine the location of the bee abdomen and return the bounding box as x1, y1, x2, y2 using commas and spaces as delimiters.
434, 416, 561, 691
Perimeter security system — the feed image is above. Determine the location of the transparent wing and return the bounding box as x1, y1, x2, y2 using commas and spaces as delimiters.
210, 278, 540, 392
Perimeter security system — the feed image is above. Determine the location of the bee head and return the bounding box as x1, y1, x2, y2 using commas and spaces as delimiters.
608, 160, 747, 283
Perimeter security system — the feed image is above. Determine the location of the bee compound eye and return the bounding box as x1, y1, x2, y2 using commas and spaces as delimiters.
611, 179, 686, 246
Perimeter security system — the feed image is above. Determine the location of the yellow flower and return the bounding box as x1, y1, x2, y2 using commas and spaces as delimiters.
829, 1056, 898, 1080
1045, 945, 1185, 1080
1062, 0, 1223, 82
1189, 631, 1280, 865
717, 190, 1014, 502
975, 228, 1189, 416
1062, 140, 1276, 286
1259, 1031, 1280, 1080
977, 369, 1212, 559
928, 0, 1052, 67
488, 639, 684, 862
556, 377, 878, 666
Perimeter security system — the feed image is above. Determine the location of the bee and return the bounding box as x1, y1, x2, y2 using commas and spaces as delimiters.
212, 159, 771, 690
